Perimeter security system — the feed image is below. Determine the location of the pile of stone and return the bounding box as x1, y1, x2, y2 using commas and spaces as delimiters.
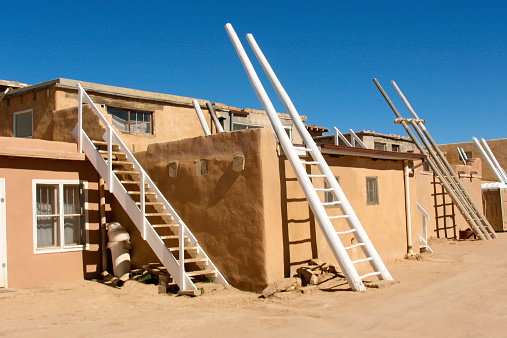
261, 259, 344, 298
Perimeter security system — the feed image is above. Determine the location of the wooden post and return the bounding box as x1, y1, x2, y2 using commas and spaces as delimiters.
99, 176, 108, 273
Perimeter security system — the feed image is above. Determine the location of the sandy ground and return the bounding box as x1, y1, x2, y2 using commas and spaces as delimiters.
1, 234, 507, 337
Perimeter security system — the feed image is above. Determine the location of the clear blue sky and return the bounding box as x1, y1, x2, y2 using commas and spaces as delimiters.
2, 1, 506, 144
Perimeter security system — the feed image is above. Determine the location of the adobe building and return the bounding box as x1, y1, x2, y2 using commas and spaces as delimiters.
0, 78, 428, 292
315, 130, 417, 153
437, 138, 507, 183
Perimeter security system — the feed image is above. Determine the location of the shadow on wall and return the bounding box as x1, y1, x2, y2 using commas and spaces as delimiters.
279, 158, 318, 277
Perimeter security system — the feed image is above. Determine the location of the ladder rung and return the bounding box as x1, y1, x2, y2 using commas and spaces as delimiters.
294, 147, 312, 152
308, 174, 326, 178
185, 269, 217, 277
328, 214, 348, 219
359, 271, 381, 280
351, 257, 373, 264
344, 243, 365, 250
336, 229, 357, 235
323, 201, 342, 206
315, 188, 333, 192
301, 161, 319, 165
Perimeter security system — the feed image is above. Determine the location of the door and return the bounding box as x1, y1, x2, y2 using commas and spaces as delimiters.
0, 179, 6, 288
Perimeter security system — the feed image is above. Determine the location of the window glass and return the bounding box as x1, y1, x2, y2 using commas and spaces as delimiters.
374, 142, 386, 151
108, 107, 152, 134
366, 177, 379, 205
109, 107, 129, 132
392, 144, 400, 152
14, 110, 33, 138
324, 177, 339, 207
35, 182, 85, 251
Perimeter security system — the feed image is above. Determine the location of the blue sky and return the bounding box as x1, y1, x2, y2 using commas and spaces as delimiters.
2, 1, 506, 144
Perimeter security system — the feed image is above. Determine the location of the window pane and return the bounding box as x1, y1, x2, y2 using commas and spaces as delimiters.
64, 216, 81, 245
130, 111, 151, 134
366, 177, 379, 205
64, 185, 81, 214
14, 111, 33, 138
108, 107, 129, 132
37, 216, 59, 247
36, 185, 58, 215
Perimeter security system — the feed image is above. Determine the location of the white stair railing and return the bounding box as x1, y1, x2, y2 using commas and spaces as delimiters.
73, 84, 228, 292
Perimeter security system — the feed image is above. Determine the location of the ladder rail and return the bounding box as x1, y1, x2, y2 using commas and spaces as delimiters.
373, 79, 489, 240
226, 23, 369, 291
246, 31, 392, 282
391, 81, 497, 239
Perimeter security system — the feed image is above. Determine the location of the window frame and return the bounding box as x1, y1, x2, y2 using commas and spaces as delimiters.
32, 180, 88, 254
106, 106, 153, 135
13, 109, 33, 138
374, 142, 387, 151
366, 177, 379, 205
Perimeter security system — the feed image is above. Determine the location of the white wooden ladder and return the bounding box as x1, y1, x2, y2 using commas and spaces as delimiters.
226, 23, 393, 292
72, 84, 228, 294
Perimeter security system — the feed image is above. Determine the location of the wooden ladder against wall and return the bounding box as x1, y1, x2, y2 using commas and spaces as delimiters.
374, 79, 497, 241
226, 23, 393, 292
73, 84, 228, 295
432, 174, 457, 239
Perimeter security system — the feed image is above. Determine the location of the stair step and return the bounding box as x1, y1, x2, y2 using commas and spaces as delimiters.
145, 213, 172, 217
127, 191, 156, 195
136, 202, 164, 206
161, 235, 189, 240
112, 160, 133, 165
185, 269, 217, 277
121, 180, 147, 184
152, 224, 179, 229
98, 150, 125, 156
113, 170, 140, 175
92, 140, 120, 147
183, 257, 208, 264
168, 246, 199, 252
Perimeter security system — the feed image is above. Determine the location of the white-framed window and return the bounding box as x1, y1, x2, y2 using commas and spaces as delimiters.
13, 109, 33, 138
33, 180, 88, 253
107, 107, 153, 134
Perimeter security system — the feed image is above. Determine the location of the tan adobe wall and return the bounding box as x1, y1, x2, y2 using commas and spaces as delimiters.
0, 141, 101, 288
438, 139, 507, 182
107, 128, 284, 292
280, 155, 419, 277
482, 189, 507, 231
0, 88, 56, 138
415, 158, 484, 238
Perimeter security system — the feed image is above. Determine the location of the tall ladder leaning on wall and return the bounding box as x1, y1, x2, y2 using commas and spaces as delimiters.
73, 84, 228, 295
373, 79, 497, 240
225, 23, 393, 292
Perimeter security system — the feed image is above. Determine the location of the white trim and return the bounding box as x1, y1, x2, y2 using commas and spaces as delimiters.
32, 179, 89, 255
0, 178, 7, 288
13, 109, 34, 138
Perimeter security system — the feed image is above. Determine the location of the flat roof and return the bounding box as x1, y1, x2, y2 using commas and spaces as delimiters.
320, 144, 425, 161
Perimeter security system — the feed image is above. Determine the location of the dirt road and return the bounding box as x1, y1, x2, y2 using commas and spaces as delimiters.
1, 234, 506, 337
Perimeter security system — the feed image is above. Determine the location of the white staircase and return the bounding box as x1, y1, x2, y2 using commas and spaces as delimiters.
226, 23, 393, 292
73, 84, 228, 294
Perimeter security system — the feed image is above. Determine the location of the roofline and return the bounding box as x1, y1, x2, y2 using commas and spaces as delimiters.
320, 144, 425, 161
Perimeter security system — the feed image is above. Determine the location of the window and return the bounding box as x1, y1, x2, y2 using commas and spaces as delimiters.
374, 142, 387, 151
392, 144, 400, 152
423, 161, 431, 172
108, 107, 152, 134
366, 177, 379, 205
14, 109, 33, 138
324, 177, 340, 207
34, 181, 87, 253
232, 123, 263, 131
